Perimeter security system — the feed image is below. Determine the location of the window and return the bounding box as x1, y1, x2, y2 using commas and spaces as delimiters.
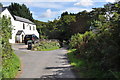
30, 26, 31, 30
23, 23, 25, 29
33, 26, 35, 30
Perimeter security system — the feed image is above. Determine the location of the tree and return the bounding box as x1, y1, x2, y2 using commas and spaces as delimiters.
61, 11, 69, 17
45, 15, 76, 42
8, 3, 33, 21
33, 20, 48, 39
69, 10, 91, 35
69, 1, 120, 78
0, 3, 3, 7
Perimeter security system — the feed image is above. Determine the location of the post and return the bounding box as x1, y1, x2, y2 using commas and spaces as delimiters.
27, 40, 32, 50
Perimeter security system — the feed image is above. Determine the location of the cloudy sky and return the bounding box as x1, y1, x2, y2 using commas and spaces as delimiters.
0, 0, 118, 22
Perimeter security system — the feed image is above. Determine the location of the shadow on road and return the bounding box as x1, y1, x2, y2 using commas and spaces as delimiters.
40, 65, 76, 79
45, 66, 69, 69
40, 54, 76, 79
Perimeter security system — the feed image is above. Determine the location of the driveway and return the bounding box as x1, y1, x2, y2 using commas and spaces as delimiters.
12, 43, 76, 79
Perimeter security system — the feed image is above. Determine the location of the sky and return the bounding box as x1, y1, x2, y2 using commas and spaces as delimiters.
0, 0, 119, 22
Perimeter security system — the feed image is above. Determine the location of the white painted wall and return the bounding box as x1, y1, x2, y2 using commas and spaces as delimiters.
1, 8, 39, 43
0, 8, 16, 43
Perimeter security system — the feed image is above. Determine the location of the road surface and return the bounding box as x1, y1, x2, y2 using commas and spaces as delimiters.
12, 43, 76, 79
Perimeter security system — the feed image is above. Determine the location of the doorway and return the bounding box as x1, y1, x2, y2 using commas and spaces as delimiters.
22, 35, 24, 43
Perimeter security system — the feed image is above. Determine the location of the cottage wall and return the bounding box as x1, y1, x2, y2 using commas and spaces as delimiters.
1, 8, 39, 43
0, 8, 16, 43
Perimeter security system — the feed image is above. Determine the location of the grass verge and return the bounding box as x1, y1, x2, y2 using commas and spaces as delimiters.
67, 49, 120, 79
2, 53, 21, 78
37, 47, 60, 51
33, 40, 60, 51
67, 49, 85, 78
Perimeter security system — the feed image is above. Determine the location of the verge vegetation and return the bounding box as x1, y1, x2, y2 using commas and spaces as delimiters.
32, 40, 60, 51
68, 1, 120, 79
1, 1, 120, 79
0, 16, 21, 78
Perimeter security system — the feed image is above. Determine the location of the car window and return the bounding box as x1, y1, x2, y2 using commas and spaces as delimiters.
25, 35, 38, 39
25, 35, 32, 38
35, 36, 38, 39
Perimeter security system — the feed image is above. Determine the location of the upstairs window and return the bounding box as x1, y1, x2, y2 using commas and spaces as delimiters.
30, 26, 31, 30
23, 23, 25, 29
33, 26, 35, 30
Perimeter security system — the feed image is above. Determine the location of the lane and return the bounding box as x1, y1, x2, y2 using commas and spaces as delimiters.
12, 43, 75, 78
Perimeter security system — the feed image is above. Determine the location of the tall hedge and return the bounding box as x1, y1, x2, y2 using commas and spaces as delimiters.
69, 19, 120, 79
69, 3, 120, 78
0, 15, 20, 78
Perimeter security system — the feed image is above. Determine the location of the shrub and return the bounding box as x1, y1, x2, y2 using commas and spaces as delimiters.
69, 27, 120, 78
0, 16, 20, 78
32, 40, 60, 51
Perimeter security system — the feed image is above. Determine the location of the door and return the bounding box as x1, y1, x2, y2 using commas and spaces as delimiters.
22, 35, 24, 43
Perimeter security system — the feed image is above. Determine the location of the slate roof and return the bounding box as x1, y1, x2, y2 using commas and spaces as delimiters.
0, 7, 7, 13
14, 15, 34, 24
16, 30, 25, 35
0, 7, 35, 24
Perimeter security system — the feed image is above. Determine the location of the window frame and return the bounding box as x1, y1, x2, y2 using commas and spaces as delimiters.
23, 23, 25, 29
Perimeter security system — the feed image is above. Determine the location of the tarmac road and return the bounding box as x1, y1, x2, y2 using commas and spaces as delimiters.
12, 43, 76, 79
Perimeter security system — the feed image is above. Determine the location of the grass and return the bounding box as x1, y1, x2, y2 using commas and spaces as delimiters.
2, 53, 21, 78
67, 49, 86, 77
67, 49, 83, 68
38, 47, 60, 51
67, 49, 120, 79
67, 49, 106, 78
0, 65, 1, 79
0, 53, 2, 79
33, 40, 60, 51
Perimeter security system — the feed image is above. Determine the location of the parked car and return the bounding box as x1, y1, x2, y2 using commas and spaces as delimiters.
24, 34, 39, 45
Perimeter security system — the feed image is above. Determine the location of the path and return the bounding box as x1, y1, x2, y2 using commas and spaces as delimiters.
12, 43, 76, 79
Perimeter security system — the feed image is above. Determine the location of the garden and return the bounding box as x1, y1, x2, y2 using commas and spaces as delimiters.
32, 39, 60, 51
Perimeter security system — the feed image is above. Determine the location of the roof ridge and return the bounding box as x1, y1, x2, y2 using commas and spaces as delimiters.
0, 7, 35, 25
14, 15, 34, 24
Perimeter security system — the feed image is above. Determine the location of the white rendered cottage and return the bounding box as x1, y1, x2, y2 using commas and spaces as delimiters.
0, 7, 39, 43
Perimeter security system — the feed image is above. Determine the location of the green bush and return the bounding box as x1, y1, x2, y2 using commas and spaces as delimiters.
68, 3, 120, 78
69, 25, 120, 78
33, 40, 60, 51
0, 16, 21, 78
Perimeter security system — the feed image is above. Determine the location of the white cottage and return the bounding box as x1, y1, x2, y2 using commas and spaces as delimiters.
0, 7, 39, 43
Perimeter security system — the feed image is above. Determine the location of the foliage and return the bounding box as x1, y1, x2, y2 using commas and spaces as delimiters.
32, 40, 60, 51
69, 29, 120, 78
0, 19, 1, 80
46, 15, 76, 41
69, 1, 120, 79
0, 16, 20, 78
8, 3, 33, 21
2, 52, 20, 78
33, 20, 48, 39
67, 49, 84, 68
0, 3, 3, 7
35, 11, 90, 42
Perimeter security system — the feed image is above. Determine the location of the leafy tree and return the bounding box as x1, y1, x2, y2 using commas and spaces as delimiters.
46, 15, 76, 42
69, 1, 120, 78
8, 3, 33, 21
70, 10, 91, 35
36, 11, 90, 43
33, 20, 48, 39
61, 11, 69, 17
0, 3, 3, 7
